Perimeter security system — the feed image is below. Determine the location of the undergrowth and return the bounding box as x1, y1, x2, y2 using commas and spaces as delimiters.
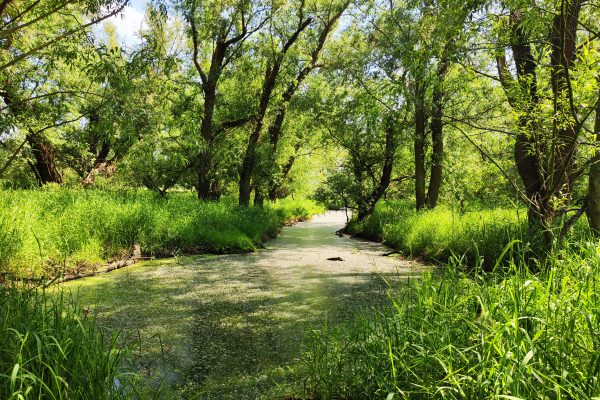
0, 189, 323, 279
345, 200, 589, 268
0, 286, 143, 399
303, 240, 600, 399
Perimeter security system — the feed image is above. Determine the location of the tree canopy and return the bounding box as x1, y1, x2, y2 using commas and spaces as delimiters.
1, 0, 599, 240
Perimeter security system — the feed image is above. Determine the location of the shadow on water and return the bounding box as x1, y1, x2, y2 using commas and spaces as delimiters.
61, 211, 425, 399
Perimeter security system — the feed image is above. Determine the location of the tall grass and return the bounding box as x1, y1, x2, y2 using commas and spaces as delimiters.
303, 240, 600, 399
0, 189, 323, 278
0, 286, 129, 399
347, 201, 531, 267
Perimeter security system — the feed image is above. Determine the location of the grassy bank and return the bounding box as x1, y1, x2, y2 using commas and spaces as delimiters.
303, 241, 600, 399
347, 201, 535, 267
0, 189, 323, 279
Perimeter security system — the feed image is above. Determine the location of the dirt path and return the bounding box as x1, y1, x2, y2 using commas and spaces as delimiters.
61, 211, 424, 399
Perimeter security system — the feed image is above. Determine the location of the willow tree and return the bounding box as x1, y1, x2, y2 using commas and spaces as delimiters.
255, 0, 349, 204
372, 0, 482, 210
0, 0, 127, 184
182, 0, 269, 200
494, 0, 600, 240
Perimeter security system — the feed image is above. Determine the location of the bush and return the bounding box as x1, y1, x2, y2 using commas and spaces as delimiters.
303, 240, 600, 399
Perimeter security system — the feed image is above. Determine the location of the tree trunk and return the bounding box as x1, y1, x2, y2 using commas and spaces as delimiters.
240, 61, 281, 206
588, 80, 600, 234
82, 140, 110, 187
414, 82, 427, 211
359, 117, 396, 221
546, 0, 582, 213
239, 64, 283, 206
427, 62, 447, 209
254, 189, 265, 207
197, 83, 217, 200
26, 131, 62, 185
238, 14, 312, 206
268, 144, 299, 201
263, 7, 346, 203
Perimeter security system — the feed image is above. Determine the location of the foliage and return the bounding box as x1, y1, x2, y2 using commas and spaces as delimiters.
0, 287, 128, 399
346, 200, 529, 267
0, 189, 323, 279
303, 240, 600, 399
347, 200, 593, 268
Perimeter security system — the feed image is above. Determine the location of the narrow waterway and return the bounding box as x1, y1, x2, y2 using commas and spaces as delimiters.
62, 211, 425, 399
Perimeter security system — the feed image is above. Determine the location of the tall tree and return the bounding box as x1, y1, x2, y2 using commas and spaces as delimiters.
495, 1, 598, 241
238, 0, 313, 206
184, 0, 267, 200
374, 0, 480, 210
0, 0, 127, 184
261, 1, 348, 203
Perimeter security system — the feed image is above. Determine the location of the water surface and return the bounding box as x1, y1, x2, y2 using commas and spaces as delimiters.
62, 211, 424, 399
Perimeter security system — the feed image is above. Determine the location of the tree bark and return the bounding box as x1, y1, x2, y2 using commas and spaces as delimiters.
547, 0, 582, 208
426, 61, 448, 209
197, 82, 217, 200
414, 81, 427, 211
496, 3, 583, 243
26, 131, 62, 185
497, 10, 548, 232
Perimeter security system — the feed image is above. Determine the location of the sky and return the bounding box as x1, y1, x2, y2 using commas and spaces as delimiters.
105, 0, 149, 48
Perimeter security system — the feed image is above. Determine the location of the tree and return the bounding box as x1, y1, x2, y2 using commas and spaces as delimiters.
183, 0, 267, 200
257, 0, 349, 203
0, 0, 128, 185
237, 0, 314, 206
494, 0, 599, 241
375, 0, 481, 210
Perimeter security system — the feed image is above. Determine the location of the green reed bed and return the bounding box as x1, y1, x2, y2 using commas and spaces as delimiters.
0, 189, 323, 279
347, 201, 532, 267
303, 240, 600, 399
0, 286, 132, 400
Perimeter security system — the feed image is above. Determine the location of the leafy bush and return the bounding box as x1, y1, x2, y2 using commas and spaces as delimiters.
303, 240, 600, 399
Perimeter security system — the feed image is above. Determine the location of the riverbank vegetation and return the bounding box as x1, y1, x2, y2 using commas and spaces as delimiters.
0, 189, 322, 279
346, 201, 593, 269
304, 241, 600, 399
1, 0, 599, 397
1, 287, 126, 399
